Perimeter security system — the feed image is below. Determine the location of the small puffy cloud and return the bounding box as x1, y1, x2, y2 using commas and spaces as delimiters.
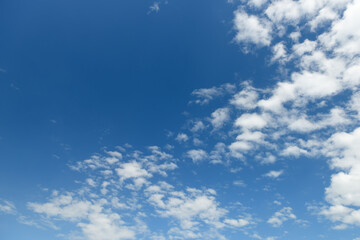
191, 87, 223, 105
28, 194, 95, 221
292, 39, 317, 56
116, 161, 151, 181
271, 42, 288, 63
264, 170, 283, 179
267, 207, 296, 227
187, 149, 208, 163
175, 133, 189, 143
210, 108, 230, 130
224, 218, 250, 227
106, 151, 123, 159
236, 130, 265, 143
191, 121, 206, 132
281, 146, 308, 157
233, 180, 246, 187
147, 188, 227, 232
229, 141, 253, 154
29, 194, 135, 240
86, 178, 96, 187
190, 83, 235, 105
230, 84, 259, 110
288, 118, 319, 133
235, 113, 267, 130
78, 212, 135, 240
233, 10, 272, 47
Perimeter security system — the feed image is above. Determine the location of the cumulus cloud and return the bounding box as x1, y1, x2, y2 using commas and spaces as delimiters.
175, 133, 189, 143
147, 187, 227, 233
28, 147, 180, 239
267, 207, 296, 227
187, 149, 208, 163
190, 83, 235, 105
264, 170, 283, 179
224, 218, 250, 227
320, 128, 360, 227
191, 120, 206, 132
235, 113, 267, 130
233, 10, 272, 47
210, 108, 230, 130
230, 83, 259, 110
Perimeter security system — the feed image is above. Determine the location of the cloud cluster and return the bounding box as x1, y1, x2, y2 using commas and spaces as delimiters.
14, 0, 360, 238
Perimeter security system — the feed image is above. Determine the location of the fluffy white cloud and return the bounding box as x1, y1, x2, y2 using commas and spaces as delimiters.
147, 187, 227, 232
116, 161, 151, 181
28, 194, 97, 221
78, 212, 135, 240
224, 218, 250, 227
230, 83, 259, 110
235, 113, 267, 130
191, 120, 206, 132
321, 128, 360, 227
187, 149, 208, 163
233, 10, 272, 47
210, 108, 230, 130
29, 194, 135, 240
267, 207, 296, 227
191, 84, 235, 105
175, 133, 189, 142
264, 170, 283, 179
281, 146, 308, 157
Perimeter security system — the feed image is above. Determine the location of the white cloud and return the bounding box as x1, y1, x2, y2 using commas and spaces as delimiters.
224, 218, 250, 227
29, 194, 135, 240
175, 133, 189, 143
210, 108, 230, 130
281, 146, 308, 157
149, 2, 160, 13
292, 39, 317, 56
28, 194, 97, 221
264, 170, 283, 179
191, 84, 235, 105
187, 149, 208, 163
321, 128, 360, 226
233, 180, 246, 187
267, 207, 296, 227
235, 113, 267, 130
147, 187, 227, 232
229, 141, 253, 153
233, 10, 272, 47
191, 121, 206, 132
106, 150, 123, 159
78, 212, 135, 240
236, 130, 265, 143
271, 42, 287, 63
230, 83, 259, 110
248, 0, 267, 8
116, 162, 151, 181
0, 199, 16, 215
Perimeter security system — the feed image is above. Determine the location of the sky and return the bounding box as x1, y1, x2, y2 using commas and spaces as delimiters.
1, 0, 360, 239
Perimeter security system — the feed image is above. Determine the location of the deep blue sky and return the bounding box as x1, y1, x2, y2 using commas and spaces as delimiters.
0, 0, 273, 194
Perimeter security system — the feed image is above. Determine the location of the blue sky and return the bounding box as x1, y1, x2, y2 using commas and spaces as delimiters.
1, 0, 360, 239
